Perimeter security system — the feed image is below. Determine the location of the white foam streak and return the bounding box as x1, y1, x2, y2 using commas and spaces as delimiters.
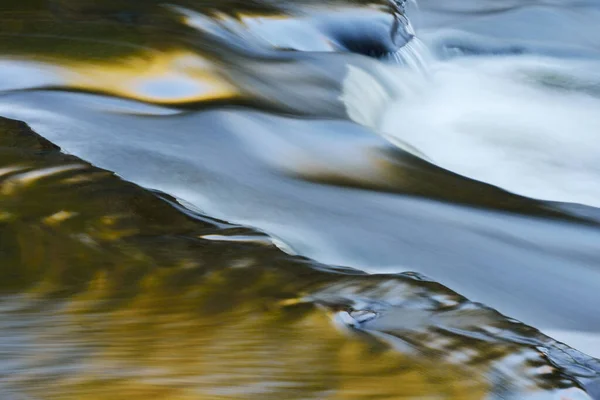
391, 36, 434, 73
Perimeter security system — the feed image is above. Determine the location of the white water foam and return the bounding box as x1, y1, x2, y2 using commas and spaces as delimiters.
344, 36, 600, 208
390, 36, 433, 73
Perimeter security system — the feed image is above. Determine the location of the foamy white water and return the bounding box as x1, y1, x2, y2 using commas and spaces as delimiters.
343, 6, 600, 208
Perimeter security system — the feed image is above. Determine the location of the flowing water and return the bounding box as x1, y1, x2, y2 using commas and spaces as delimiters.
1, 0, 600, 398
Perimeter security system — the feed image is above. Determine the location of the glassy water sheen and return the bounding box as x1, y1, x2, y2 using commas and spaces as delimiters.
1, 1, 600, 399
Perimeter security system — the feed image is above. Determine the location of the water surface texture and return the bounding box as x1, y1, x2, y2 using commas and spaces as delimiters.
1, 0, 600, 399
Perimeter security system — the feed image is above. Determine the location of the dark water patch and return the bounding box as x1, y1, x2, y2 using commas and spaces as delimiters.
291, 146, 600, 224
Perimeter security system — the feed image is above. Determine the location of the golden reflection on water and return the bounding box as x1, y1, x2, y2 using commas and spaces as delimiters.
0, 118, 487, 399
64, 50, 237, 104
0, 39, 237, 104
0, 117, 596, 399
0, 4, 240, 105
0, 2, 599, 398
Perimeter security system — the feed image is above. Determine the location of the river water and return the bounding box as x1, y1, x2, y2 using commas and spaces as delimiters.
1, 0, 600, 398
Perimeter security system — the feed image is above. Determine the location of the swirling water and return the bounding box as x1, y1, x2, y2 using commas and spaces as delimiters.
1, 1, 600, 399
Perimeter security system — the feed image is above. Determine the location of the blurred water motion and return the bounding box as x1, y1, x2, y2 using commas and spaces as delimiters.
1, 116, 598, 399
1, 1, 600, 399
